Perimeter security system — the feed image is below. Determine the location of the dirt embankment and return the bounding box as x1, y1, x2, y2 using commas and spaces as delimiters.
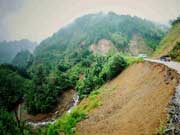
76, 61, 180, 135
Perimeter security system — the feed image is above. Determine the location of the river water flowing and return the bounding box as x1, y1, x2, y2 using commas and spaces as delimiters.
27, 93, 79, 127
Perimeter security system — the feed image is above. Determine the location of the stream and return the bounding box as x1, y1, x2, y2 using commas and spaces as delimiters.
27, 93, 79, 127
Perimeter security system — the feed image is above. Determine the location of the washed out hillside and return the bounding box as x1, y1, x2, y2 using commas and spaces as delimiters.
0, 2, 180, 135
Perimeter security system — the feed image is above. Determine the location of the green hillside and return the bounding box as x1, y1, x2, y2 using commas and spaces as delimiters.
169, 42, 180, 61
12, 50, 33, 69
34, 12, 166, 69
153, 17, 180, 58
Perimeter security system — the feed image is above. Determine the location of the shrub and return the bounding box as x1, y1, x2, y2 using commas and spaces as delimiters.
100, 54, 127, 81
169, 42, 180, 62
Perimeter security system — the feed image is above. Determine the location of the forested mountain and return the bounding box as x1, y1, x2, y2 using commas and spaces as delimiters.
0, 39, 37, 64
34, 12, 166, 68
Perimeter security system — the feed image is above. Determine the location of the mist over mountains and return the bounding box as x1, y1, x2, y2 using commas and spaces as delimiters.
0, 39, 37, 64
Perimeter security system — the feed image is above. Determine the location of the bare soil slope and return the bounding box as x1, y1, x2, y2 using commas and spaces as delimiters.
76, 62, 179, 135
90, 39, 118, 55
128, 34, 153, 56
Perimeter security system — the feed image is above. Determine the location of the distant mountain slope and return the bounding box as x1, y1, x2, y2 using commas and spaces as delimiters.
153, 19, 180, 58
12, 50, 33, 69
34, 12, 166, 66
0, 39, 37, 64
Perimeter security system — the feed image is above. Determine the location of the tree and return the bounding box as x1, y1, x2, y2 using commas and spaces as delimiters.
100, 54, 127, 81
172, 16, 180, 26
12, 50, 33, 69
25, 65, 59, 114
0, 108, 21, 135
0, 65, 31, 135
169, 42, 180, 61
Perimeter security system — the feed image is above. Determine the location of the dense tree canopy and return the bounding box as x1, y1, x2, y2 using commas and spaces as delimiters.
0, 65, 28, 111
12, 50, 33, 69
76, 54, 127, 99
169, 42, 180, 61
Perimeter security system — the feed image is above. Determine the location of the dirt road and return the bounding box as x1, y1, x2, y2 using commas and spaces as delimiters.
76, 62, 179, 135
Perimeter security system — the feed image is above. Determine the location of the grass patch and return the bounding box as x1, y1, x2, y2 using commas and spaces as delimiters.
121, 54, 144, 65
156, 119, 166, 135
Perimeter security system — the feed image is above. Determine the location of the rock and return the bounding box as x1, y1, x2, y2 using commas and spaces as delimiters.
164, 84, 180, 135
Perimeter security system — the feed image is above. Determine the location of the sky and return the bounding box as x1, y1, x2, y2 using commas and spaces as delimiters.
0, 0, 180, 42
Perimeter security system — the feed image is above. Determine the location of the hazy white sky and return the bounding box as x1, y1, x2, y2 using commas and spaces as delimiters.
0, 0, 180, 42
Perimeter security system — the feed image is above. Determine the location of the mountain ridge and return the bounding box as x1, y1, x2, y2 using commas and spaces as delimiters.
0, 39, 37, 64
34, 12, 166, 68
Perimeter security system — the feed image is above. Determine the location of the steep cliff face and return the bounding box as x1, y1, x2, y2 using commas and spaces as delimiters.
89, 39, 118, 55
76, 62, 179, 135
128, 34, 153, 56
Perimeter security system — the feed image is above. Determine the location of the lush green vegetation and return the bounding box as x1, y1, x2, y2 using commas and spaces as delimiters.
25, 65, 58, 114
12, 50, 33, 69
154, 17, 180, 57
169, 42, 180, 61
100, 54, 127, 81
0, 108, 21, 135
34, 12, 165, 68
26, 53, 128, 113
0, 65, 28, 111
0, 65, 32, 135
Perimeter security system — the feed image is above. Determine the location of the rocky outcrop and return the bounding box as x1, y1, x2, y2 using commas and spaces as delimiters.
165, 85, 180, 135
90, 39, 118, 55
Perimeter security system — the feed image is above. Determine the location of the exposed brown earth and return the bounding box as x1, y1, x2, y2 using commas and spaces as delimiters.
22, 89, 75, 122
76, 62, 180, 135
128, 34, 153, 56
90, 39, 118, 55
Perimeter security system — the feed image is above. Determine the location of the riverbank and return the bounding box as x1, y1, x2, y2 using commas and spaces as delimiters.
21, 89, 77, 126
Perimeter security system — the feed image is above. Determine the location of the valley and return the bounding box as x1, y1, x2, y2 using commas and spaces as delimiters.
0, 11, 180, 135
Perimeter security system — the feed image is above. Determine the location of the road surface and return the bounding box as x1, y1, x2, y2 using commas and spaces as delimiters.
145, 58, 180, 74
